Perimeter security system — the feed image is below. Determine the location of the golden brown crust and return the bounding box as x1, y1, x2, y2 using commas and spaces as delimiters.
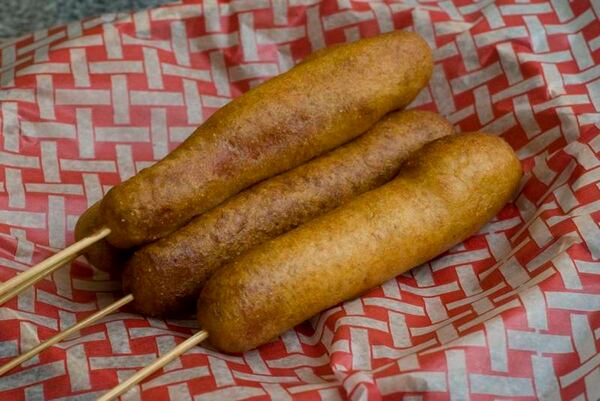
74, 203, 129, 273
100, 31, 433, 248
122, 110, 453, 317
197, 133, 522, 353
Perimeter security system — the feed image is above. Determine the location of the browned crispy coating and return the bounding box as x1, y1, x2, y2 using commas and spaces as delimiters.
197, 133, 523, 353
122, 110, 453, 317
99, 31, 433, 248
74, 203, 128, 272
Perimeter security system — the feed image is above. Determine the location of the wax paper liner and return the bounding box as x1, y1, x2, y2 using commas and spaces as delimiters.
0, 0, 599, 400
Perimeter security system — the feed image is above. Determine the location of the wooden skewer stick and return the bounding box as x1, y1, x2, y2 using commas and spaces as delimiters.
96, 329, 209, 401
0, 227, 111, 299
0, 294, 133, 376
0, 253, 79, 306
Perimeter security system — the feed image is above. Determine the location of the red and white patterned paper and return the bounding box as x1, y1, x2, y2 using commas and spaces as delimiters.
1, 0, 599, 400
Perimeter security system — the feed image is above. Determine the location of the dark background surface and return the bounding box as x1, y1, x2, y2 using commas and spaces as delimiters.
0, 0, 172, 38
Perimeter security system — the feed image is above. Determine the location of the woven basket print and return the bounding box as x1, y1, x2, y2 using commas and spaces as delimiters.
0, 0, 599, 400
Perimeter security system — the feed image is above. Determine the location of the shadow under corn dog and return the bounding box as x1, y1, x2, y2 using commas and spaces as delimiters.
74, 202, 129, 273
